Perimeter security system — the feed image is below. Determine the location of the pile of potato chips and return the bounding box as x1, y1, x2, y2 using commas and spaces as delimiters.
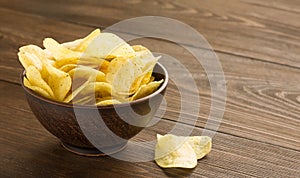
155, 134, 212, 168
18, 29, 164, 106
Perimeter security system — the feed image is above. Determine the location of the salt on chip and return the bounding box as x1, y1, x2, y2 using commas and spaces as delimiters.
188, 136, 212, 159
155, 134, 197, 169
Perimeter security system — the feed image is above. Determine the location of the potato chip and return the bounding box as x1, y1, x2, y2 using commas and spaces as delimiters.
64, 80, 90, 103
18, 49, 43, 71
59, 64, 77, 73
68, 66, 106, 82
47, 67, 72, 101
132, 45, 148, 52
155, 134, 212, 169
43, 38, 81, 61
23, 77, 52, 99
19, 45, 53, 81
188, 136, 212, 159
79, 82, 112, 98
25, 65, 54, 98
96, 99, 121, 106
83, 32, 135, 59
106, 57, 137, 94
62, 29, 100, 51
131, 79, 164, 101
155, 134, 197, 168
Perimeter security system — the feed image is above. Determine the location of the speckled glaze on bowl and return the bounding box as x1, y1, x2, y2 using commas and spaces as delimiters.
21, 63, 168, 156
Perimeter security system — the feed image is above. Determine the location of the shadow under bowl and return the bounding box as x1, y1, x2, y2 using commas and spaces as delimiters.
21, 62, 168, 156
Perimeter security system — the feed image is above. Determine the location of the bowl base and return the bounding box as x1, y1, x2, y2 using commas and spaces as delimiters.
61, 142, 127, 157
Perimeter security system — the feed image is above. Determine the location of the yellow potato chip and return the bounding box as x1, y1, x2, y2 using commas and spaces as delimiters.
131, 79, 164, 101
155, 134, 197, 169
18, 47, 43, 71
132, 45, 149, 52
62, 29, 100, 51
68, 66, 106, 82
96, 99, 121, 106
83, 32, 135, 59
59, 64, 77, 73
188, 136, 212, 159
43, 38, 81, 61
25, 66, 54, 98
47, 68, 72, 101
79, 82, 112, 98
23, 77, 52, 99
19, 45, 53, 81
64, 80, 90, 103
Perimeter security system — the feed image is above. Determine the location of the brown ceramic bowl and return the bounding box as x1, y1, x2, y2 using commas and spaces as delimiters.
21, 62, 168, 156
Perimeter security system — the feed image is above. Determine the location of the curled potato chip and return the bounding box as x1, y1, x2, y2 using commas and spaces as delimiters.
132, 45, 149, 52
18, 50, 43, 71
43, 38, 81, 61
47, 68, 72, 101
23, 77, 52, 99
188, 136, 212, 159
155, 134, 212, 169
84, 32, 135, 59
59, 64, 77, 73
131, 79, 164, 101
79, 82, 112, 98
64, 80, 90, 103
25, 66, 54, 98
106, 57, 137, 94
155, 134, 197, 169
68, 66, 106, 82
62, 29, 100, 51
96, 99, 121, 106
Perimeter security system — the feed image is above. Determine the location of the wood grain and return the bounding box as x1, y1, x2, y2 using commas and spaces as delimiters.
0, 7, 299, 151
1, 81, 300, 177
0, 0, 300, 177
0, 0, 299, 68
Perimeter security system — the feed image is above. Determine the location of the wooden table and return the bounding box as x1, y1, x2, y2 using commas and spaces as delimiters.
1, 0, 299, 177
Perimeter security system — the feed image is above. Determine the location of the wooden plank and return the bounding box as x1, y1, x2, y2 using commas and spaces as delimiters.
0, 81, 299, 177
0, 8, 299, 151
0, 0, 299, 68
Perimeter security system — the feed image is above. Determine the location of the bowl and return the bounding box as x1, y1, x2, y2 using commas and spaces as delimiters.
21, 62, 168, 156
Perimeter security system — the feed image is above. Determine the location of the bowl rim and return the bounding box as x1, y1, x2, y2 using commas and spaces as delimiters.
21, 62, 169, 109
